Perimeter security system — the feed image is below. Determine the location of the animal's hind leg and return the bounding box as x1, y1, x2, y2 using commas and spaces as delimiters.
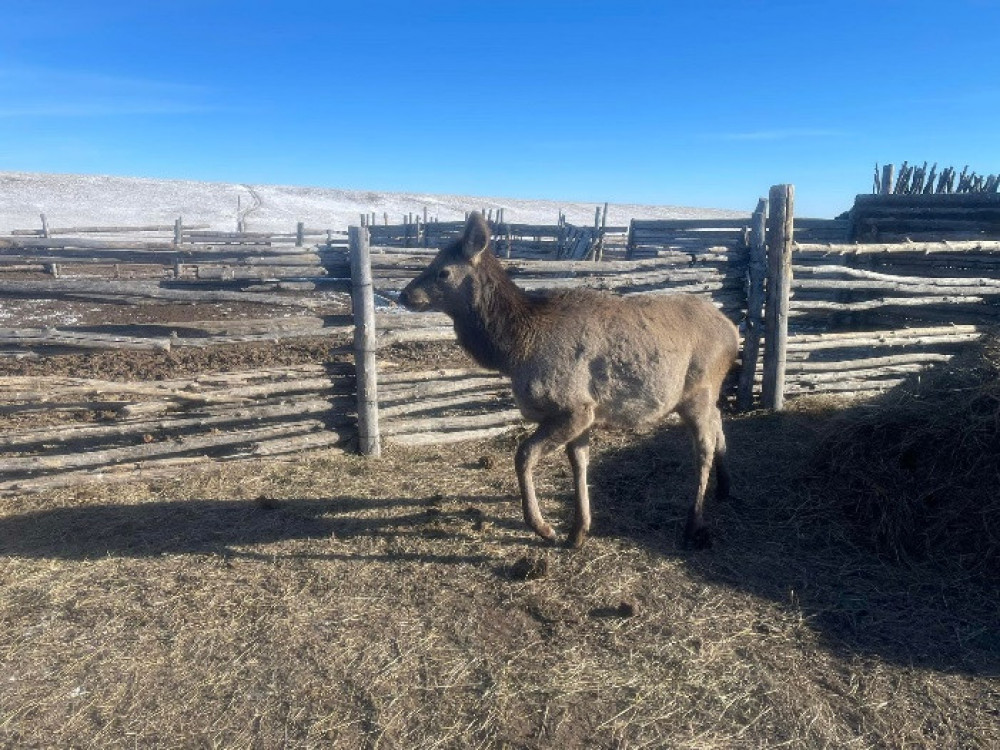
713, 415, 731, 502
677, 389, 726, 549
565, 432, 591, 549
515, 408, 594, 544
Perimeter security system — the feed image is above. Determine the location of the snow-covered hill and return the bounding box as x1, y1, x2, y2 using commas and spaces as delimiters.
0, 171, 745, 235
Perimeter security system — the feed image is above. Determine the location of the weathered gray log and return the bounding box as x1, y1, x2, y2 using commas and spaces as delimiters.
0, 430, 350, 497
792, 264, 1000, 289
0, 372, 353, 411
0, 324, 351, 354
794, 240, 1000, 255
382, 409, 523, 436
784, 376, 907, 394
881, 164, 895, 196
191, 265, 328, 281
0, 278, 321, 308
737, 198, 767, 409
376, 327, 456, 347
790, 294, 988, 313
180, 376, 351, 402
0, 246, 328, 265
159, 316, 332, 335
0, 328, 172, 351
0, 397, 345, 451
349, 226, 381, 457
0, 399, 135, 417
792, 278, 1000, 296
794, 258, 1000, 276
378, 376, 507, 401
8, 223, 206, 235
785, 325, 980, 347
376, 311, 452, 329
0, 420, 331, 476
378, 391, 512, 420
630, 218, 753, 229
376, 367, 493, 383
169, 329, 352, 348
3, 237, 175, 250
388, 425, 515, 447
785, 362, 932, 384
762, 184, 794, 410
783, 352, 954, 371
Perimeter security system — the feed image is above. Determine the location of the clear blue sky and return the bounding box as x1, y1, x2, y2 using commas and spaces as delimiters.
2, 1, 998, 218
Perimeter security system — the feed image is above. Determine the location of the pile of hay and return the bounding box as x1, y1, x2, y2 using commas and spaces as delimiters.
815, 330, 1000, 578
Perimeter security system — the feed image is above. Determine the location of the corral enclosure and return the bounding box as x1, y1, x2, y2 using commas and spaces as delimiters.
2, 181, 1000, 487
1, 178, 999, 747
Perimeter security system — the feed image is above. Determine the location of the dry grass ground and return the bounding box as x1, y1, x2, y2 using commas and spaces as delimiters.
1, 398, 997, 749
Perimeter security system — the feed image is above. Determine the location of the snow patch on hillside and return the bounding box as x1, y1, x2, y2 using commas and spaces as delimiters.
0, 171, 746, 235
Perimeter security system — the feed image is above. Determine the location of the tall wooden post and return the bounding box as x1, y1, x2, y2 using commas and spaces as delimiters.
173, 217, 183, 246
881, 164, 895, 195
596, 201, 608, 261
737, 198, 768, 410
296, 221, 305, 247
762, 184, 794, 411
349, 226, 381, 457
39, 213, 50, 238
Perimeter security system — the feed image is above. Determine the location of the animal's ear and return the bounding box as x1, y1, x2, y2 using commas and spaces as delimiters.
461, 212, 490, 262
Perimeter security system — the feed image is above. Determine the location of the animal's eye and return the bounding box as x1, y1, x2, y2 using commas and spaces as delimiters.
437, 268, 452, 281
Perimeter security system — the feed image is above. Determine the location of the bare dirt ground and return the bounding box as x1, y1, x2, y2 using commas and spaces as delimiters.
1, 340, 998, 747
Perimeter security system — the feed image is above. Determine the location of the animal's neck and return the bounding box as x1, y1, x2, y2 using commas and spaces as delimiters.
454, 255, 534, 373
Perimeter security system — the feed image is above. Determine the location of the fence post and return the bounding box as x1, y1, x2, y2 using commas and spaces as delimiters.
881, 164, 894, 195
296, 221, 304, 247
174, 217, 183, 246
761, 184, 794, 410
39, 213, 50, 238
349, 225, 381, 457
737, 197, 768, 410
595, 202, 608, 261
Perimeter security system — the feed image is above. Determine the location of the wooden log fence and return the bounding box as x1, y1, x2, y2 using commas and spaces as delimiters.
7, 186, 1000, 494
0, 363, 355, 496
850, 187, 1000, 242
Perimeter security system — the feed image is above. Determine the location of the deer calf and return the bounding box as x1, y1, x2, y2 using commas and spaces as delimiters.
399, 213, 738, 548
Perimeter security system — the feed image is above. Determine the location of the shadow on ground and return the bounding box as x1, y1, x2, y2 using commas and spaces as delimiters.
588, 409, 1000, 677
0, 493, 520, 565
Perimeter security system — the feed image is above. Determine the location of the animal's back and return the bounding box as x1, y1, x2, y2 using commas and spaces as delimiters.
511, 290, 738, 426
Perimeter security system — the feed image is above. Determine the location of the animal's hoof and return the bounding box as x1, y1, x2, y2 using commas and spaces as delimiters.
684, 525, 713, 550
564, 532, 588, 550
534, 524, 557, 544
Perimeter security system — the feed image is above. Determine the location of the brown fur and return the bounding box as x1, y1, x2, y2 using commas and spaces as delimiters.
400, 213, 739, 548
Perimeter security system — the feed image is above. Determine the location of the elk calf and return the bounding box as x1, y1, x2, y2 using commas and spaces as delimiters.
399, 213, 738, 548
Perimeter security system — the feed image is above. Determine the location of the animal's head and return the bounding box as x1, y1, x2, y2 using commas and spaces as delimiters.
398, 212, 492, 315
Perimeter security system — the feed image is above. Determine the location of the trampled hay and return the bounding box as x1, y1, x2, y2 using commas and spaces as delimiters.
815, 330, 1000, 577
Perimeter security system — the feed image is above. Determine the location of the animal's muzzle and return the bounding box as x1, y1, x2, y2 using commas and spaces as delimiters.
398, 285, 429, 311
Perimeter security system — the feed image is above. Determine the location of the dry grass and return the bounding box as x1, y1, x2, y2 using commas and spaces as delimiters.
1, 402, 998, 748
815, 331, 1000, 576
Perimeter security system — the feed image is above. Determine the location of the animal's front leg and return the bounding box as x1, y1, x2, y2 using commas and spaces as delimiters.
515, 428, 557, 543
514, 409, 594, 545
